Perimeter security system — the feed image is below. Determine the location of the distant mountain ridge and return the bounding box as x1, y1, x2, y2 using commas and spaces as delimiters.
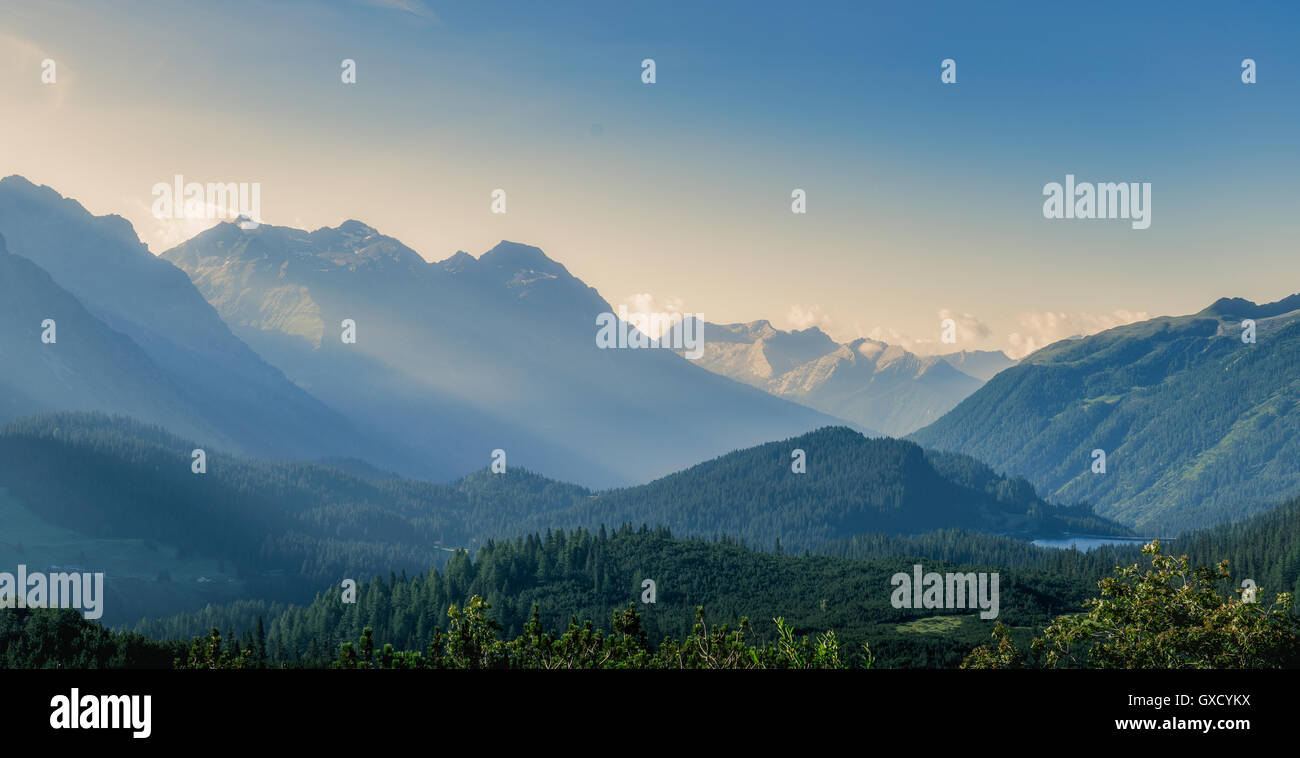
162, 220, 852, 487
0, 175, 373, 463
0, 232, 226, 445
665, 317, 1015, 436
911, 295, 1300, 533
1197, 294, 1300, 320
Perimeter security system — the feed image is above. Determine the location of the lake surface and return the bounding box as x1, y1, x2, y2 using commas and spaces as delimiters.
1031, 536, 1162, 551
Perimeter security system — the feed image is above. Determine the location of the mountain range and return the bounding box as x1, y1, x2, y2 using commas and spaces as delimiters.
0, 175, 373, 463
0, 176, 851, 487
666, 318, 1015, 436
0, 233, 214, 441
159, 219, 855, 487
5, 174, 1298, 542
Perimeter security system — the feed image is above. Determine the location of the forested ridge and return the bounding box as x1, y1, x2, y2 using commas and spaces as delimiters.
911, 304, 1300, 533
0, 413, 1125, 624
0, 413, 470, 606
4, 412, 1298, 669
532, 427, 1128, 551
821, 495, 1300, 601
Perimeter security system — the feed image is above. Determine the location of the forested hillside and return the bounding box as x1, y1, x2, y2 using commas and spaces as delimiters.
9, 494, 1300, 669
136, 525, 1099, 668
135, 493, 1300, 669
540, 427, 1129, 551
0, 413, 487, 621
1170, 494, 1300, 602
0, 415, 1127, 624
911, 300, 1300, 533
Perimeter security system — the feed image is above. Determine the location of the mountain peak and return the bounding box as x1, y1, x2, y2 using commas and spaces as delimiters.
439, 250, 476, 273
1197, 294, 1300, 320
305, 220, 395, 252
1, 174, 72, 207
336, 219, 377, 236
479, 240, 570, 277
0, 174, 39, 191
0, 175, 146, 252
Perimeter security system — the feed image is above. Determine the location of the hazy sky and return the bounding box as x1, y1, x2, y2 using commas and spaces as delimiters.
3, 0, 1298, 357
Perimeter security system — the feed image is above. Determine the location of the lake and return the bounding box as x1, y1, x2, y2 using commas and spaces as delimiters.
1031, 536, 1163, 551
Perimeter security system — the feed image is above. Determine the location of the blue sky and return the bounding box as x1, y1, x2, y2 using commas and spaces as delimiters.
2, 0, 1298, 356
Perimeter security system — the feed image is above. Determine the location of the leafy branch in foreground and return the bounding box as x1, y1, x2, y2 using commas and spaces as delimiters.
175, 627, 256, 670
962, 541, 1300, 669
327, 598, 862, 670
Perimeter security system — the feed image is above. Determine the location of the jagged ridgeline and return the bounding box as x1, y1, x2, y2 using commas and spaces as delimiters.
158, 217, 850, 488
0, 176, 376, 466
0, 177, 861, 489
910, 296, 1300, 534
663, 317, 1017, 437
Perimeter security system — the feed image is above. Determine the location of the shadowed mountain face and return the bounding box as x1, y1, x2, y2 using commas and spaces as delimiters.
162, 222, 850, 487
664, 318, 1014, 436
0, 176, 372, 463
911, 296, 1300, 534
0, 233, 227, 446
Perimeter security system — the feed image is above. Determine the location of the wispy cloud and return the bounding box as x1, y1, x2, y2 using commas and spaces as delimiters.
862, 325, 932, 353
620, 292, 687, 339
858, 309, 1148, 359
127, 196, 221, 254
938, 308, 991, 340
786, 304, 834, 332
361, 0, 441, 23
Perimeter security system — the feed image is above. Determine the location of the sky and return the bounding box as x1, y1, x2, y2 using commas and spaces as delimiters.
2, 0, 1298, 358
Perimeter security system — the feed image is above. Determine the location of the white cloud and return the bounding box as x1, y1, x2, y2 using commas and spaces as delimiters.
857, 309, 1149, 359
361, 0, 441, 23
619, 292, 688, 339
786, 304, 834, 332
1006, 309, 1149, 359
938, 308, 992, 340
127, 196, 223, 254
863, 324, 934, 353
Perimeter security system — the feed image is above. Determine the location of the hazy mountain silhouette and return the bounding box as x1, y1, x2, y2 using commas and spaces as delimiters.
0, 176, 375, 463
937, 349, 1018, 382
0, 232, 230, 445
163, 222, 850, 487
664, 318, 1014, 436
